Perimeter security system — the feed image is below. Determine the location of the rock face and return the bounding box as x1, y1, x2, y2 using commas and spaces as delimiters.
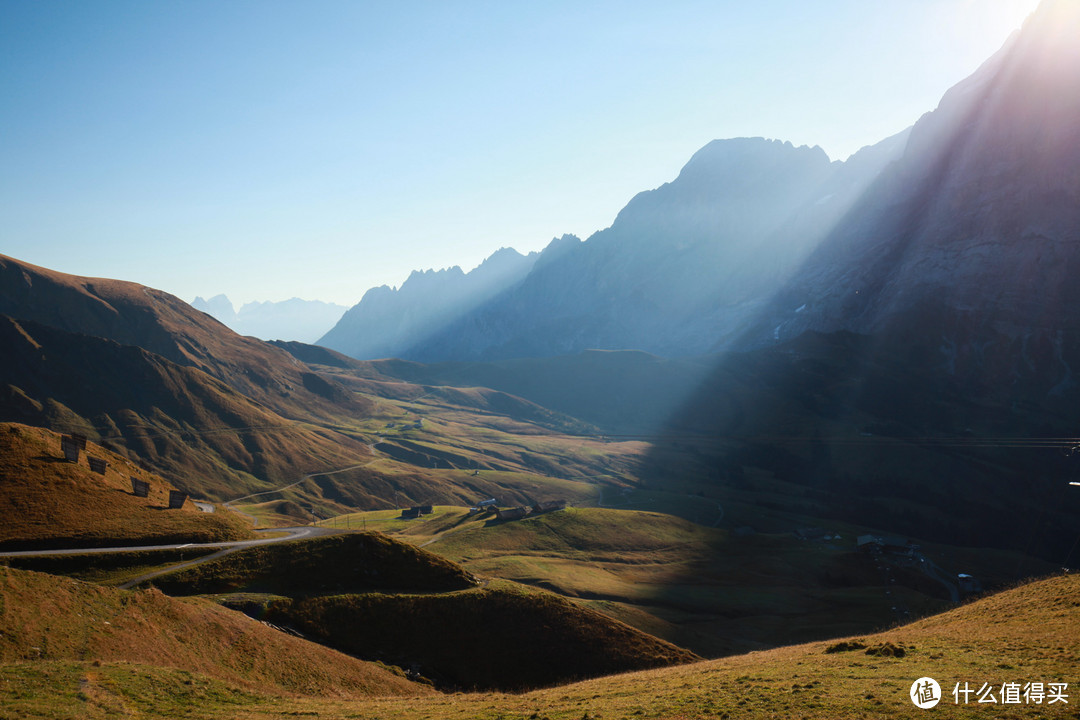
367, 134, 906, 362
318, 246, 538, 360
762, 0, 1080, 351
191, 295, 346, 344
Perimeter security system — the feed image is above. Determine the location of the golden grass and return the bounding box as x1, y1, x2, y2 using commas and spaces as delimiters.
2, 572, 1077, 718
144, 532, 476, 596
0, 566, 430, 702
0, 423, 254, 548
412, 507, 955, 657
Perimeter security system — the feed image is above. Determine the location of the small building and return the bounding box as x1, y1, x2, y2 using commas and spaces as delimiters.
418, 504, 434, 515
958, 574, 982, 594
532, 499, 566, 514
401, 507, 421, 519
495, 506, 528, 521
857, 535, 884, 551
882, 537, 915, 557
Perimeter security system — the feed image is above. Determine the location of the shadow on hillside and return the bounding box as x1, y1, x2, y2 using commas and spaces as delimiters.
631, 324, 1080, 657
33, 454, 69, 464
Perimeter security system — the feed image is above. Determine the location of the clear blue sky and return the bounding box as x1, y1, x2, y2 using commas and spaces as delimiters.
0, 0, 1040, 307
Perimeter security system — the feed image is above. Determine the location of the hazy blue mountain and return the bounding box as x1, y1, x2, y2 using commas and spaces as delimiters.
191, 294, 237, 323
318, 247, 538, 359
192, 295, 346, 343
375, 133, 907, 362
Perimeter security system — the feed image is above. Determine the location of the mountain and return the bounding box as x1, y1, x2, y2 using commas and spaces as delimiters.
0, 254, 365, 424
359, 133, 907, 362
192, 294, 347, 344
190, 293, 237, 323
319, 246, 538, 360
0, 313, 371, 500
0, 254, 383, 499
759, 0, 1080, 366
638, 0, 1080, 561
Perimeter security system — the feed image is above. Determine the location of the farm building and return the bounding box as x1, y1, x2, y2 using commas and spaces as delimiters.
495, 506, 528, 521
532, 499, 566, 514
958, 574, 983, 594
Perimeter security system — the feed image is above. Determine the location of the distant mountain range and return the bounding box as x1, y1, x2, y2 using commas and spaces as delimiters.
319, 247, 538, 360
319, 134, 908, 361
320, 4, 1080, 370
191, 295, 346, 344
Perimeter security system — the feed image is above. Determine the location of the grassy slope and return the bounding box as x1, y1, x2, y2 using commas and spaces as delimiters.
0, 423, 253, 549
416, 507, 964, 658
0, 567, 430, 706
267, 580, 698, 691
232, 387, 644, 524
0, 547, 220, 586
143, 532, 695, 691
2, 571, 1076, 719
0, 315, 378, 503
146, 532, 476, 596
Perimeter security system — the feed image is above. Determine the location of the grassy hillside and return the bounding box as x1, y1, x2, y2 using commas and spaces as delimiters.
420, 507, 965, 657
0, 546, 220, 586
228, 387, 642, 524
0, 566, 430, 707
0, 256, 649, 524
0, 254, 372, 425
146, 532, 476, 596
0, 423, 253, 549
0, 315, 377, 502
142, 532, 693, 691
266, 580, 698, 691
641, 331, 1080, 561
2, 571, 1075, 718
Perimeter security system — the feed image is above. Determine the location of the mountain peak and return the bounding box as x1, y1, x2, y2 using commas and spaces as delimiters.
760, 0, 1080, 355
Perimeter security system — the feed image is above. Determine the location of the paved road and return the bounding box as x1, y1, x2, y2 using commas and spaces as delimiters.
221, 454, 383, 527
0, 526, 338, 559
0, 526, 345, 590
